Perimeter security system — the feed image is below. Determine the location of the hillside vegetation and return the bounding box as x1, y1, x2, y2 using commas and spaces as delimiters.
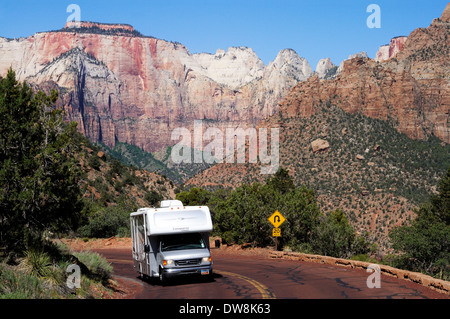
186, 105, 449, 250
178, 169, 375, 259
76, 138, 175, 238
178, 166, 449, 280
101, 142, 212, 185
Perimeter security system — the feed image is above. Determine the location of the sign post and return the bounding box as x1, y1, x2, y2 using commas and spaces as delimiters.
268, 211, 286, 251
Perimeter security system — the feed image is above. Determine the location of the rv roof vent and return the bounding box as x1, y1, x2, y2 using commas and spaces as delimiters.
160, 200, 184, 208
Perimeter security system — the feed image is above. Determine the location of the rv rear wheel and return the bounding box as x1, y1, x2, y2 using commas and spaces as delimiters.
139, 264, 144, 280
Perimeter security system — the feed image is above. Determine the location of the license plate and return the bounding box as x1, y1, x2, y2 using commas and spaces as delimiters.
201, 269, 210, 275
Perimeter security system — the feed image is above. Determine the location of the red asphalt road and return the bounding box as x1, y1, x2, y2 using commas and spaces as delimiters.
95, 248, 448, 299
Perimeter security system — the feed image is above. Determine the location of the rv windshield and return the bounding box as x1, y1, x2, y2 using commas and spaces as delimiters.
160, 233, 206, 252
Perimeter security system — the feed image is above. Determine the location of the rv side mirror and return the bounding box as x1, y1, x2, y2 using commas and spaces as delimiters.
144, 245, 150, 253
215, 239, 221, 249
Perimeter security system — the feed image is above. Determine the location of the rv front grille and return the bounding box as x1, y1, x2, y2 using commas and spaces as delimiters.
175, 258, 201, 266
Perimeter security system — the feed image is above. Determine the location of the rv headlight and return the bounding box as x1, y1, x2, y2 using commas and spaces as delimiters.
163, 260, 174, 266
202, 257, 212, 264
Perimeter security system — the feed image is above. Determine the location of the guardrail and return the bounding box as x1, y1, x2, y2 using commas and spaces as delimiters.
269, 251, 450, 296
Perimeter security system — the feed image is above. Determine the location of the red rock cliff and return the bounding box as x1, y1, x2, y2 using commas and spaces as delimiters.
375, 36, 408, 62
0, 23, 311, 152
281, 7, 449, 143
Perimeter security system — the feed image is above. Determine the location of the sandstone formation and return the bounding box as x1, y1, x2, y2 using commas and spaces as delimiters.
0, 24, 313, 153
375, 36, 408, 62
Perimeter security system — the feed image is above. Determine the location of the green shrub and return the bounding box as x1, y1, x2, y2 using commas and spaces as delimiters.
176, 188, 211, 206
73, 251, 112, 284
18, 249, 54, 280
389, 168, 450, 280
0, 264, 49, 299
88, 154, 101, 170
351, 254, 378, 263
77, 206, 130, 238
145, 190, 163, 206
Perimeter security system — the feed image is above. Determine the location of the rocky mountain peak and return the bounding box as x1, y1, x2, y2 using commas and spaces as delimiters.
266, 48, 313, 82
441, 2, 450, 22
315, 58, 336, 79
272, 48, 301, 62
337, 52, 369, 74
191, 47, 266, 89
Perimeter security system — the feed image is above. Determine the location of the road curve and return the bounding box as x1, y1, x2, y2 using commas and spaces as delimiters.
95, 248, 448, 300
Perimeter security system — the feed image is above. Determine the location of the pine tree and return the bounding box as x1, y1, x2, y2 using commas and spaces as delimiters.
266, 167, 295, 195
0, 68, 82, 254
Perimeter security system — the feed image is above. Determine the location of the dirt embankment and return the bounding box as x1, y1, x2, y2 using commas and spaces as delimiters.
62, 237, 132, 251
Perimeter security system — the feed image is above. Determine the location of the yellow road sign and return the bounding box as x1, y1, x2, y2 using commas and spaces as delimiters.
272, 228, 281, 237
268, 211, 286, 228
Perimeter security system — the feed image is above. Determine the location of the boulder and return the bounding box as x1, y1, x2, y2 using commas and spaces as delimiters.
311, 139, 330, 153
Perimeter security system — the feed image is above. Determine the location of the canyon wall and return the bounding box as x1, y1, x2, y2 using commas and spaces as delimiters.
0, 3, 448, 156
0, 25, 313, 152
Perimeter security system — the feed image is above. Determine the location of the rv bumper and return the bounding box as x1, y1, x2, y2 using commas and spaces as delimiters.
162, 265, 213, 278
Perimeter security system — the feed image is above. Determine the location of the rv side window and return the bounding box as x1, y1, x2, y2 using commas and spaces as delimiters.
135, 215, 145, 247
160, 233, 206, 252
131, 215, 146, 259
136, 215, 145, 235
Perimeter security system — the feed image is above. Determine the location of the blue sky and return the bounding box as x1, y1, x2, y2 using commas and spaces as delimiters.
0, 1, 446, 68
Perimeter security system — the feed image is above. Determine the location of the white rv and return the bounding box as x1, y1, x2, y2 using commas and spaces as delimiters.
130, 200, 213, 283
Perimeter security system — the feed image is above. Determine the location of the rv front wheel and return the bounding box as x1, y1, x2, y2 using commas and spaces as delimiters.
159, 267, 167, 285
